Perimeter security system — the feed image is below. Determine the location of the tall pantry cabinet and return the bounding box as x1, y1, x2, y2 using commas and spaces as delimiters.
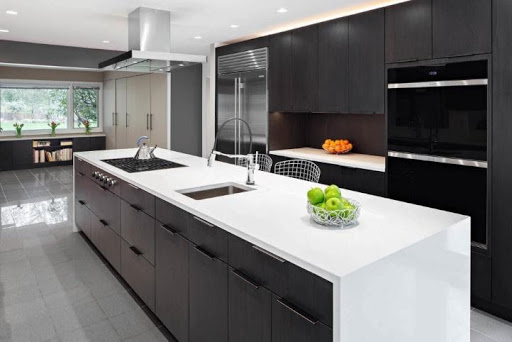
103, 73, 168, 149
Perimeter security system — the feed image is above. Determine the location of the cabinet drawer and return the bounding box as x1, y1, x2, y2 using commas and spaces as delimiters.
74, 157, 91, 179
74, 171, 91, 207
91, 168, 121, 197
229, 235, 333, 327
188, 215, 228, 263
121, 240, 155, 311
120, 181, 155, 217
92, 216, 121, 273
89, 183, 121, 234
272, 295, 332, 342
75, 197, 92, 239
121, 200, 155, 265
155, 198, 188, 237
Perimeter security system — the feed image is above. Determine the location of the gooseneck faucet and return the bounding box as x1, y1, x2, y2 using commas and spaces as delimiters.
208, 117, 257, 185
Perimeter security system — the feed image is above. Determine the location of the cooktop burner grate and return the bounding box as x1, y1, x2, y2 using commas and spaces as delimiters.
101, 157, 186, 173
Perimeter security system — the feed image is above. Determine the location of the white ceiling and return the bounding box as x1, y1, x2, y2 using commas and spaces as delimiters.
0, 0, 407, 55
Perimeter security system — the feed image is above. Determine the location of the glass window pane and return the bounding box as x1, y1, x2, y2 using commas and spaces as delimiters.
0, 87, 68, 131
73, 86, 99, 128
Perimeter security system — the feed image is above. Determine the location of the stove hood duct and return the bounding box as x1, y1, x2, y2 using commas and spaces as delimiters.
98, 7, 206, 72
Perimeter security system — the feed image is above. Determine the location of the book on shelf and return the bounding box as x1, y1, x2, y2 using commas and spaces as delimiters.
39, 150, 45, 163
60, 141, 73, 147
33, 140, 51, 148
33, 150, 39, 163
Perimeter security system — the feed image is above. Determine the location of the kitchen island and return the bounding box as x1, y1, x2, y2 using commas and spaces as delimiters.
73, 148, 470, 342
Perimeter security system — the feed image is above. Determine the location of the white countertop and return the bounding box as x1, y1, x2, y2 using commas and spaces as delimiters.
75, 148, 468, 283
270, 147, 386, 172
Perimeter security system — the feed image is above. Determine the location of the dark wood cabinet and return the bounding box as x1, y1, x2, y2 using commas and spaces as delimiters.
75, 197, 92, 239
291, 25, 318, 112
92, 215, 121, 273
385, 0, 432, 63
228, 268, 272, 342
155, 198, 189, 237
0, 142, 13, 171
189, 242, 228, 342
433, 0, 491, 58
88, 182, 121, 234
73, 137, 90, 152
12, 140, 33, 168
121, 200, 156, 265
216, 36, 269, 57
188, 215, 229, 263
348, 9, 385, 114
269, 32, 293, 112
271, 296, 332, 342
156, 223, 189, 342
120, 181, 156, 217
317, 18, 349, 113
89, 136, 106, 151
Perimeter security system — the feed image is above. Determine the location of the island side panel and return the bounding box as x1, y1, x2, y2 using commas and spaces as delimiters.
336, 218, 470, 342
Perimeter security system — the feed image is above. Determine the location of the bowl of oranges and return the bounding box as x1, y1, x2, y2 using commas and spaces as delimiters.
322, 139, 353, 154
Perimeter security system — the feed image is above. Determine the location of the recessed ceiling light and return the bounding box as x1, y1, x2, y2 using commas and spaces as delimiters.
0, 29, 9, 33
230, 24, 239, 28
178, 64, 185, 67
6, 10, 17, 15
102, 40, 110, 44
277, 8, 288, 13
193, 36, 203, 40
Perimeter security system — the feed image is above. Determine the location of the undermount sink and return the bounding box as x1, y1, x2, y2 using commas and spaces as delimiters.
177, 182, 255, 200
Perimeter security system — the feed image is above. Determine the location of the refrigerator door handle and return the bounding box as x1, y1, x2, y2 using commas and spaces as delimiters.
238, 76, 242, 155
234, 77, 238, 155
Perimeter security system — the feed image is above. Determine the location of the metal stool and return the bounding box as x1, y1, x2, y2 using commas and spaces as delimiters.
273, 159, 321, 183
236, 154, 273, 173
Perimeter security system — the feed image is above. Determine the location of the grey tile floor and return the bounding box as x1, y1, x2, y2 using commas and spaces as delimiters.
0, 166, 511, 341
0, 166, 172, 342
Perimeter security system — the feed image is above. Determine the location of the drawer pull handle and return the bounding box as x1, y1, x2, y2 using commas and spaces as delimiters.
99, 219, 108, 227
161, 224, 178, 236
231, 269, 260, 289
97, 185, 107, 191
77, 158, 83, 162
192, 216, 214, 228
129, 246, 143, 256
277, 299, 318, 325
130, 204, 142, 212
128, 183, 140, 190
252, 245, 286, 263
194, 246, 216, 260
78, 200, 86, 206
78, 171, 85, 177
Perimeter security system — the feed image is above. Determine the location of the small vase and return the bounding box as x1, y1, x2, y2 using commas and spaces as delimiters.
50, 128, 56, 137
85, 127, 91, 135
16, 129, 22, 138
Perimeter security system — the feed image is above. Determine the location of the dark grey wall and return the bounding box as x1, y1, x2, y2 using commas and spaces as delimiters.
0, 40, 122, 69
171, 64, 203, 156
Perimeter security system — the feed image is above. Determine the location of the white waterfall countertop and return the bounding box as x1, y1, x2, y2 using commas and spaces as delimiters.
74, 148, 470, 342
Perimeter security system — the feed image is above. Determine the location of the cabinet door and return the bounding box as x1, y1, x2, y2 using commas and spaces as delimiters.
433, 0, 491, 58
103, 79, 116, 150
127, 75, 151, 147
269, 32, 293, 112
189, 243, 228, 342
93, 217, 121, 273
229, 268, 271, 342
88, 182, 121, 234
155, 223, 189, 342
271, 296, 332, 342
115, 78, 128, 149
89, 137, 105, 151
348, 9, 385, 114
75, 197, 91, 239
0, 142, 13, 171
12, 140, 33, 169
291, 25, 318, 112
385, 0, 432, 63
121, 200, 155, 265
317, 18, 349, 113
150, 73, 168, 148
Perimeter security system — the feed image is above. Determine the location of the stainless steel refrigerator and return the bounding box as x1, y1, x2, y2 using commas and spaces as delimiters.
216, 48, 268, 160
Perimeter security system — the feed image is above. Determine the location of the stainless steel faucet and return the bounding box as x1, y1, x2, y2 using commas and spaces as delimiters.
208, 117, 257, 185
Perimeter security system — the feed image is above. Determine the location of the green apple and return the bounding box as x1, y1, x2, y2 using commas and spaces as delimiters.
341, 198, 351, 207
324, 184, 340, 195
313, 202, 326, 215
307, 188, 325, 205
325, 197, 343, 212
325, 189, 342, 201
341, 203, 356, 219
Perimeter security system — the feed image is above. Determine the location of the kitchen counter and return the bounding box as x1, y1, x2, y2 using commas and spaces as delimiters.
74, 148, 470, 342
270, 147, 386, 172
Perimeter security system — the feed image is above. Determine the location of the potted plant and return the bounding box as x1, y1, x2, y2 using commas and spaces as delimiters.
83, 120, 91, 135
13, 123, 24, 138
48, 121, 59, 136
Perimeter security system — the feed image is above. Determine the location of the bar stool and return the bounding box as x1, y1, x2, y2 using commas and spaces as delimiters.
236, 154, 273, 173
273, 159, 321, 183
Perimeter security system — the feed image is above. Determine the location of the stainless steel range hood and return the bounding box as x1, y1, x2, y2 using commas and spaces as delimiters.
99, 7, 206, 72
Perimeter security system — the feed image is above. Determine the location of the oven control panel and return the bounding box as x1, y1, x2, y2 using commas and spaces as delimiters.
91, 170, 118, 188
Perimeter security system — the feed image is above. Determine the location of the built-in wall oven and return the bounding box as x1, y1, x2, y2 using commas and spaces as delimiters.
387, 60, 489, 248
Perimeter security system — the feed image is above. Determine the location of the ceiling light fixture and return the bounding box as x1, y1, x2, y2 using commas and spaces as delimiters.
102, 40, 110, 43
230, 24, 239, 28
6, 10, 17, 15
0, 29, 9, 33
193, 36, 203, 40
277, 8, 288, 13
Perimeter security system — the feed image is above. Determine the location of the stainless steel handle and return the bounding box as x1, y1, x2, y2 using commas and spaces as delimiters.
128, 183, 139, 190
99, 219, 108, 227
388, 79, 488, 89
78, 200, 86, 206
194, 246, 216, 260
234, 77, 238, 155
130, 204, 142, 212
231, 269, 260, 289
97, 184, 107, 191
112, 112, 115, 126
115, 112, 118, 126
129, 246, 143, 256
277, 299, 318, 325
161, 224, 178, 236
387, 151, 488, 169
150, 114, 153, 130
192, 216, 214, 228
252, 245, 286, 263
126, 113, 129, 127
146, 114, 149, 130
238, 76, 242, 154
77, 158, 83, 162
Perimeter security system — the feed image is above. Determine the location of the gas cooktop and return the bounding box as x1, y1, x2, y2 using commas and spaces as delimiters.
101, 157, 186, 173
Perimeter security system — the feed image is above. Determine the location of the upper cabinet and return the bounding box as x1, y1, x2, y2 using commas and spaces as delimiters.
385, 0, 432, 63
348, 9, 385, 114
317, 18, 350, 113
432, 0, 492, 58
291, 25, 318, 112
269, 32, 293, 112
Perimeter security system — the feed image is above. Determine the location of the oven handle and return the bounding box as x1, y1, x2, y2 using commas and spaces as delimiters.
388, 151, 488, 169
388, 79, 488, 89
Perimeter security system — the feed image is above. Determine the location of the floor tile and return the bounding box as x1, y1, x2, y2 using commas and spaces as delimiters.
97, 291, 143, 318
472, 309, 512, 342
0, 313, 57, 342
123, 327, 169, 342
57, 320, 121, 342
109, 308, 155, 340
49, 299, 107, 335
471, 329, 498, 342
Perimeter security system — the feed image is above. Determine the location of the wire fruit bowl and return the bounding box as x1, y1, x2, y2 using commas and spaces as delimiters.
307, 199, 361, 228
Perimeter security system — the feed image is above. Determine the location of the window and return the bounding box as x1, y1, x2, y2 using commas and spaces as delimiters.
0, 81, 101, 133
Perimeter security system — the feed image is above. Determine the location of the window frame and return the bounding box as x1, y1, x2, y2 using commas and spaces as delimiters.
0, 79, 103, 136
